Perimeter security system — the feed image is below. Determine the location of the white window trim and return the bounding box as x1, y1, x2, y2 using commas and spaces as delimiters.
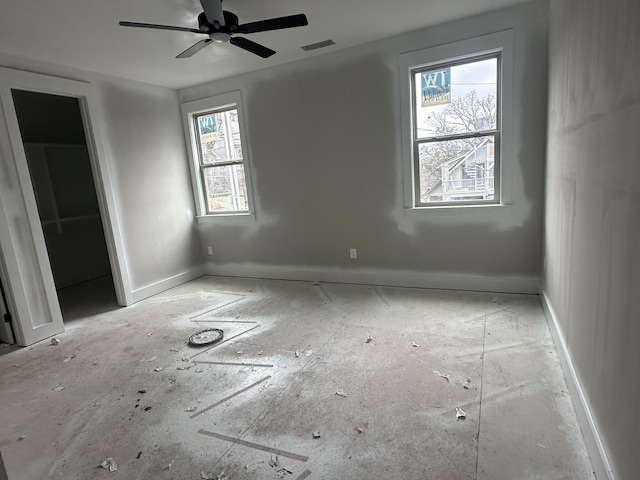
181, 91, 256, 220
399, 29, 514, 212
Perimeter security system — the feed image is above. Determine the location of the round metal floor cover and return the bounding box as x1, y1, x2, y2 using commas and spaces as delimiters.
188, 328, 224, 347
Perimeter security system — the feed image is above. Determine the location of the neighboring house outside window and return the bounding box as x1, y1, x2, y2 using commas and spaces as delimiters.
424, 137, 495, 203
399, 31, 514, 210
181, 91, 254, 218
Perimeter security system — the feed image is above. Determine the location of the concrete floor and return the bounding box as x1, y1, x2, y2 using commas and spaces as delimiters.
0, 276, 596, 479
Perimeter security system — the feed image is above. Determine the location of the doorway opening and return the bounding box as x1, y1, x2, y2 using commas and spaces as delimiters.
11, 90, 119, 322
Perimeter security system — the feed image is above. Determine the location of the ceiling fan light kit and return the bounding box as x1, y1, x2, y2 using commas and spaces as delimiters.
119, 0, 308, 59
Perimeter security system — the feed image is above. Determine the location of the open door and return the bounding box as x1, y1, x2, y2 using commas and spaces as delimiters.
0, 68, 131, 346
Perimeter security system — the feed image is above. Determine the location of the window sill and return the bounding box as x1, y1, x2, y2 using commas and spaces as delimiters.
403, 203, 513, 219
195, 213, 256, 224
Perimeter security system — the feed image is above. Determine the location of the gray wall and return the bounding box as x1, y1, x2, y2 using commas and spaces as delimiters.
97, 80, 202, 291
179, 1, 548, 291
544, 0, 640, 479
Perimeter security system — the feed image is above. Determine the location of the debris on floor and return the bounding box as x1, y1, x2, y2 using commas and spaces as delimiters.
295, 350, 300, 358
195, 367, 204, 373
277, 467, 293, 477
63, 354, 76, 363
169, 375, 176, 384
434, 370, 450, 382
455, 406, 466, 420
186, 406, 197, 412
412, 342, 420, 347
366, 336, 373, 343
138, 389, 147, 394
244, 461, 265, 474
154, 367, 164, 372
188, 328, 224, 347
312, 281, 320, 286
200, 471, 225, 480
170, 347, 179, 352
335, 390, 347, 397
269, 455, 280, 467
463, 378, 471, 389
52, 383, 65, 392
50, 337, 60, 346
261, 381, 270, 391
355, 426, 364, 433
17, 435, 26, 441
181, 357, 190, 362
100, 458, 118, 472
164, 461, 174, 471
312, 430, 321, 438
142, 356, 158, 363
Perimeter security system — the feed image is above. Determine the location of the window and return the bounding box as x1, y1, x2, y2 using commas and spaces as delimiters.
400, 31, 513, 209
182, 92, 254, 217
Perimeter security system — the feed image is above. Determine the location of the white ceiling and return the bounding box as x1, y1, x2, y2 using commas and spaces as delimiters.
0, 0, 529, 90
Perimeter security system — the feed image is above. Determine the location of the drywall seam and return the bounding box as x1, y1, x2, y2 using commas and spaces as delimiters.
130, 267, 205, 304
204, 263, 539, 294
539, 288, 615, 480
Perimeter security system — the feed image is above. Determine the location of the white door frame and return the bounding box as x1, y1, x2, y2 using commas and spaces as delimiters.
0, 67, 133, 346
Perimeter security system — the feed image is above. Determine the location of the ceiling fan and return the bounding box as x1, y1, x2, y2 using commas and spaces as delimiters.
119, 0, 308, 59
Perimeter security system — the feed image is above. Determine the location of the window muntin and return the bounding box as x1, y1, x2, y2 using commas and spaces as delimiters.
193, 106, 249, 213
410, 54, 501, 206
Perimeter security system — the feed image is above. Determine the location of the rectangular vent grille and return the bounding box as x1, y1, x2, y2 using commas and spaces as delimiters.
301, 39, 336, 51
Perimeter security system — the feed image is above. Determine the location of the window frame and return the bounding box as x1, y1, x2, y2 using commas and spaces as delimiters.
399, 30, 514, 211
181, 91, 255, 219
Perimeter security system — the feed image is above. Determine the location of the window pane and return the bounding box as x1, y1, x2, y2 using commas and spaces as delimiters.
196, 108, 242, 165
418, 135, 495, 204
203, 164, 248, 212
414, 57, 497, 139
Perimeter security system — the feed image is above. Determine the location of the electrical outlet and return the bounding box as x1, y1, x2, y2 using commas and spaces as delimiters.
207, 246, 213, 255
350, 248, 357, 259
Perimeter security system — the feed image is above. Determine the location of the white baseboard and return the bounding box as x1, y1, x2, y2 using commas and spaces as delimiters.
203, 262, 539, 294
129, 267, 205, 304
539, 289, 615, 480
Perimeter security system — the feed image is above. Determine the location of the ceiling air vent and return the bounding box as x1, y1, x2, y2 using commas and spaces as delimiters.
301, 39, 335, 51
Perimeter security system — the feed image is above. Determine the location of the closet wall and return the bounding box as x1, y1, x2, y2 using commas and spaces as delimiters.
11, 90, 111, 289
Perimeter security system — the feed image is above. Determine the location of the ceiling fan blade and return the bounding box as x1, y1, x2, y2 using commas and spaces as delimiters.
236, 14, 308, 34
176, 39, 213, 58
230, 37, 275, 58
200, 0, 225, 26
120, 21, 202, 34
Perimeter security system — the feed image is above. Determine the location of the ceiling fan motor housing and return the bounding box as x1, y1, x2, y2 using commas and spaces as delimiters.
198, 11, 238, 33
